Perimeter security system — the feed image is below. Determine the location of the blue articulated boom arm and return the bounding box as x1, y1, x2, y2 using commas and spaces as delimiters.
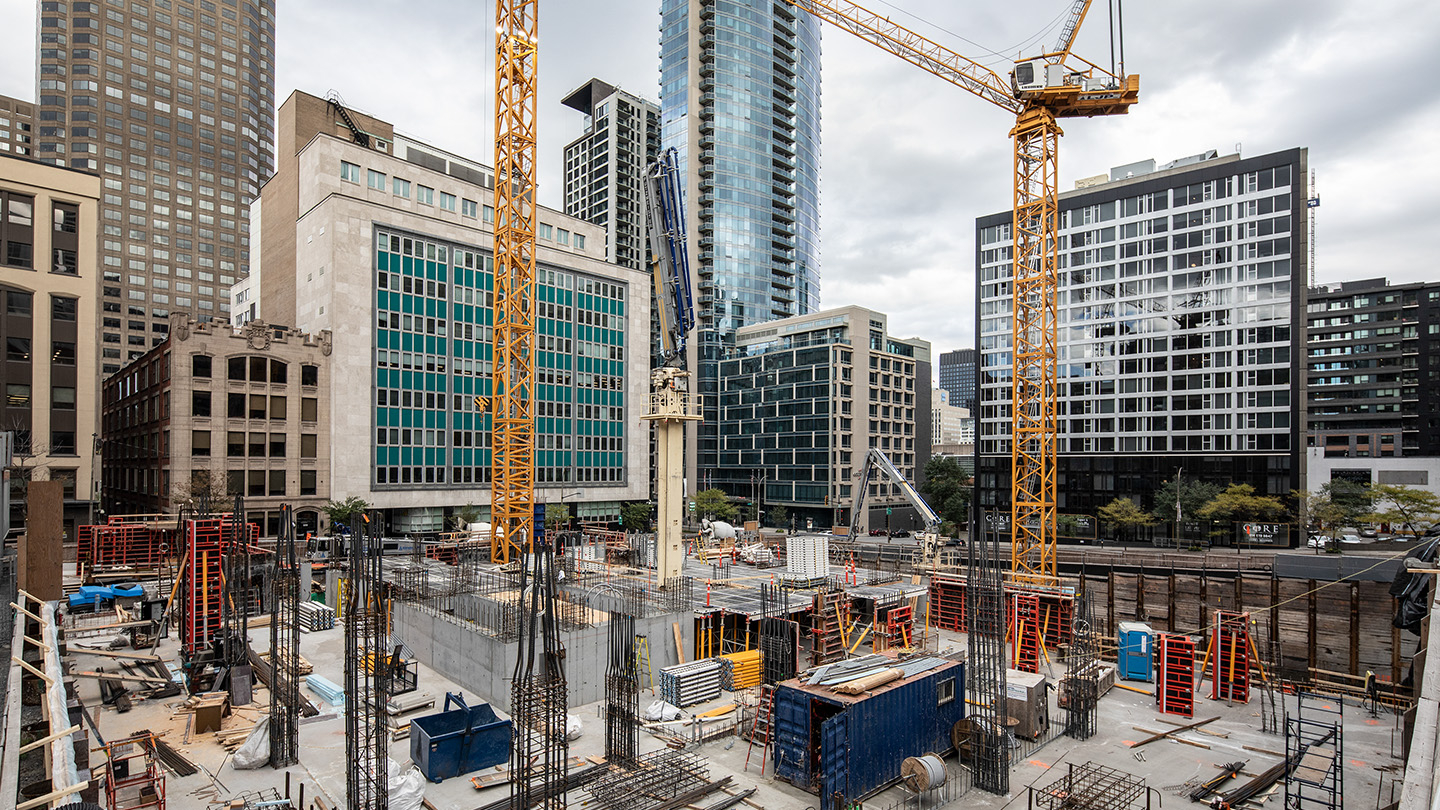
849, 447, 942, 538
644, 148, 696, 367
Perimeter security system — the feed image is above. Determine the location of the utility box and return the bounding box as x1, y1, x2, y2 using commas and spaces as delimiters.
410, 693, 511, 783
1117, 621, 1155, 682
1004, 669, 1048, 741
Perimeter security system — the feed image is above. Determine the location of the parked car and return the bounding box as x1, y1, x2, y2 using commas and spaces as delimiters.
1307, 535, 1328, 548
1340, 533, 1364, 544
1358, 525, 1379, 538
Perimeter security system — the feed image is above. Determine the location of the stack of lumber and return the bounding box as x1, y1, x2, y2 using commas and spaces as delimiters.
716, 650, 763, 690
659, 659, 724, 707
257, 649, 314, 675
299, 601, 336, 631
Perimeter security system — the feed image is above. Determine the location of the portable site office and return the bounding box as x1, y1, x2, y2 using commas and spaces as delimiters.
771, 655, 966, 810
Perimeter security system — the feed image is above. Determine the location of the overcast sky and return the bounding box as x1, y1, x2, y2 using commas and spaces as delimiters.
3, 1, 1437, 382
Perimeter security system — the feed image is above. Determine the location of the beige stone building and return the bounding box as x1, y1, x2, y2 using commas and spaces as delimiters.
0, 95, 35, 158
100, 315, 332, 537
0, 153, 101, 537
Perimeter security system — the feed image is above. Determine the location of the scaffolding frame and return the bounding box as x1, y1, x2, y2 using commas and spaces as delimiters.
269, 504, 301, 768
344, 511, 389, 810
102, 733, 167, 810
968, 511, 1009, 795
1284, 692, 1342, 810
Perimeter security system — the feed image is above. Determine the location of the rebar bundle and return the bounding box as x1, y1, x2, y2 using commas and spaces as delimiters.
511, 544, 569, 810
1028, 761, 1148, 810
1062, 590, 1099, 740
604, 611, 639, 766
758, 584, 797, 684
968, 511, 1009, 795
344, 511, 389, 810
221, 495, 251, 671
269, 504, 301, 768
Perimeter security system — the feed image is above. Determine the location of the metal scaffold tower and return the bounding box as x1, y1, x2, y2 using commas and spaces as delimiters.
344, 511, 389, 810
269, 504, 301, 768
511, 543, 569, 810
1285, 692, 1342, 810
604, 611, 639, 767
968, 512, 1009, 794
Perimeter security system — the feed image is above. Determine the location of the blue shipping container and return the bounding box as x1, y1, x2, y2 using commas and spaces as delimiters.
771, 660, 965, 810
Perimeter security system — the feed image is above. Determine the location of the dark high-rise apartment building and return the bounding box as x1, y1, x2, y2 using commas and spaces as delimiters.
561, 78, 660, 272
33, 0, 276, 374
938, 348, 977, 412
659, 0, 822, 481
975, 148, 1309, 537
1307, 278, 1440, 458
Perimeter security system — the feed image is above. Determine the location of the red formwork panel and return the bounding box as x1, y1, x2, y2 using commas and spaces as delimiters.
76, 523, 95, 576
180, 516, 258, 659
1212, 610, 1251, 703
1012, 592, 1043, 673
928, 574, 967, 632
1158, 633, 1196, 717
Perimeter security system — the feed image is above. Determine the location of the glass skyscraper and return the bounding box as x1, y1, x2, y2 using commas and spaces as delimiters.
659, 0, 822, 478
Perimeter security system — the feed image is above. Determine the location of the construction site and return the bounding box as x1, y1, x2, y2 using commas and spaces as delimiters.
3, 1, 1438, 810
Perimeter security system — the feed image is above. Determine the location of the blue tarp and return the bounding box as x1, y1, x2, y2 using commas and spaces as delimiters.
67, 583, 145, 607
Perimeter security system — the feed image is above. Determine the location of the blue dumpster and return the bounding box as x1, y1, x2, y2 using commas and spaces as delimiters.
410, 692, 512, 783
1117, 621, 1154, 682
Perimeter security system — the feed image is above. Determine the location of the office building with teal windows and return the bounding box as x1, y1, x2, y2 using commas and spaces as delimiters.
659, 0, 823, 484
241, 91, 650, 533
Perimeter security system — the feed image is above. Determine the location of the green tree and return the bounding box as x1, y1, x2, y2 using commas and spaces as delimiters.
324, 496, 370, 532
694, 488, 740, 523
1098, 497, 1156, 542
453, 502, 482, 530
919, 456, 972, 529
1151, 476, 1224, 524
1367, 484, 1440, 538
1319, 479, 1372, 527
620, 501, 652, 532
545, 503, 570, 532
766, 504, 789, 529
1197, 483, 1288, 523
172, 469, 233, 514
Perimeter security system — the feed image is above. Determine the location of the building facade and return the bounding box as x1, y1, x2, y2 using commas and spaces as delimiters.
975, 148, 1308, 534
240, 90, 649, 532
0, 154, 101, 538
100, 316, 331, 536
715, 306, 931, 532
0, 95, 35, 157
931, 388, 971, 446
1306, 277, 1440, 459
659, 0, 823, 483
937, 348, 977, 412
562, 79, 660, 272
33, 0, 277, 374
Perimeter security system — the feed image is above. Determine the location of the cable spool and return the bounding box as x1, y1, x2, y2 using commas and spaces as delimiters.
900, 753, 947, 792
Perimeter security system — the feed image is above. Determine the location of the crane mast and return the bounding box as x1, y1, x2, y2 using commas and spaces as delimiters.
785, 0, 1137, 584
492, 0, 539, 564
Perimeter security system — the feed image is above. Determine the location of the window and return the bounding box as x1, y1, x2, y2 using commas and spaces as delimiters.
300, 364, 318, 386
574, 233, 585, 250
6, 291, 31, 317
538, 222, 552, 240
6, 337, 31, 362
192, 353, 211, 377
301, 397, 317, 421
50, 430, 75, 454
248, 393, 266, 419
300, 433, 317, 458
191, 429, 211, 456
5, 383, 30, 407
51, 341, 75, 365
3, 192, 35, 269
250, 356, 266, 381
557, 228, 569, 246
462, 198, 477, 218
227, 430, 243, 456
51, 296, 77, 321
937, 677, 956, 706
392, 177, 410, 198
416, 185, 433, 205
340, 160, 360, 183
226, 392, 244, 417
367, 169, 385, 190
269, 433, 285, 457
227, 355, 245, 380
300, 469, 317, 495
482, 204, 493, 223
269, 395, 286, 420
248, 431, 265, 456
247, 469, 264, 496
51, 468, 76, 500
52, 247, 78, 275
270, 360, 287, 384
50, 201, 79, 275
51, 386, 75, 409
268, 469, 285, 496
192, 389, 210, 416
440, 192, 456, 211
53, 203, 78, 234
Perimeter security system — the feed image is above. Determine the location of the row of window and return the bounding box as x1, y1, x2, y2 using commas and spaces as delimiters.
190, 391, 319, 422
190, 429, 318, 459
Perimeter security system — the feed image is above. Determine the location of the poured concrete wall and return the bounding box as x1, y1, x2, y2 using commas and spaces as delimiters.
394, 602, 693, 713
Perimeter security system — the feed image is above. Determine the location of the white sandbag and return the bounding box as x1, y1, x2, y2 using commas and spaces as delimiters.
231, 716, 270, 770
388, 758, 426, 810
644, 700, 682, 722
566, 713, 583, 740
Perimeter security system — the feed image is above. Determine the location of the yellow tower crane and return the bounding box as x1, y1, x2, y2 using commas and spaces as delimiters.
491, 0, 539, 564
785, 0, 1139, 584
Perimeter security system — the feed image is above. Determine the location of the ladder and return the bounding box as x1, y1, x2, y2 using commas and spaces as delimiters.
745, 684, 775, 774
635, 634, 654, 694
1012, 593, 1042, 673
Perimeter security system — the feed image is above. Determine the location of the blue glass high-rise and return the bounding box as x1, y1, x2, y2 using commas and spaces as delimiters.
659, 0, 821, 482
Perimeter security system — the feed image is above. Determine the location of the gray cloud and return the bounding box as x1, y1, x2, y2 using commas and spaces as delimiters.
2, 0, 1434, 385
